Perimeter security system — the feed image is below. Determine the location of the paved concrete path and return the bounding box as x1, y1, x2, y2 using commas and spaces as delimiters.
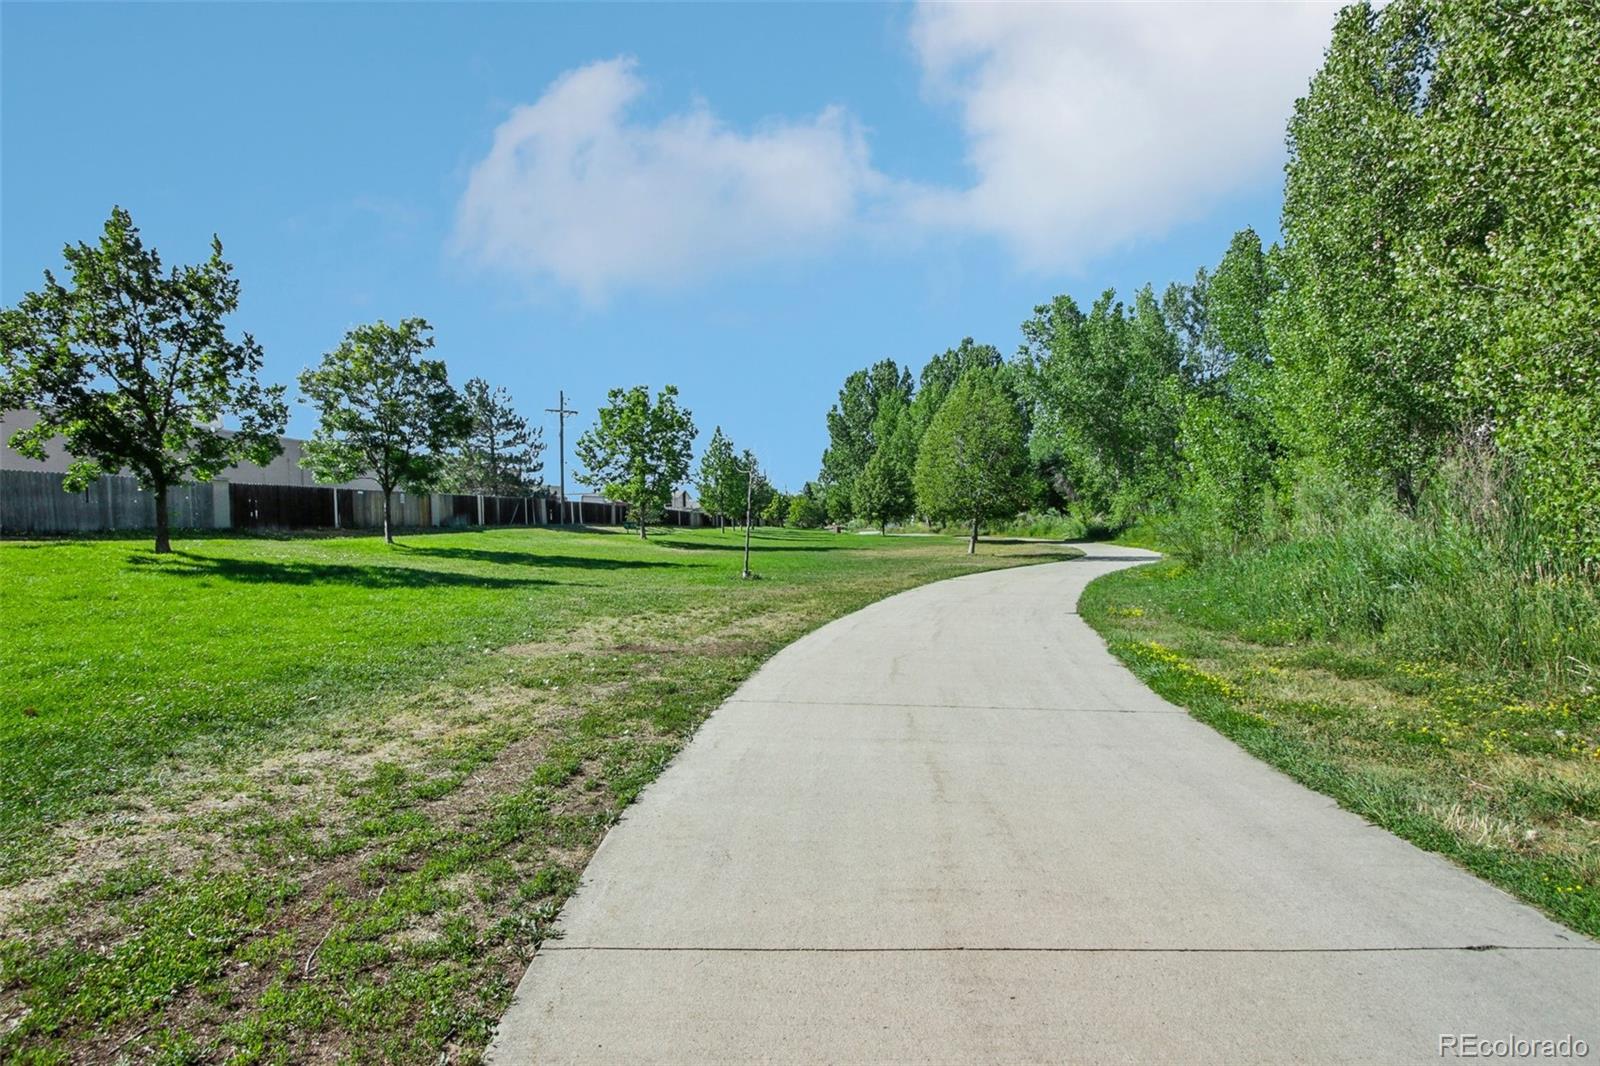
490, 544, 1597, 1064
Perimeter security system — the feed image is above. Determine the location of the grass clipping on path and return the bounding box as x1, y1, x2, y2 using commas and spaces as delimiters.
1080, 556, 1600, 942
0, 526, 1079, 1064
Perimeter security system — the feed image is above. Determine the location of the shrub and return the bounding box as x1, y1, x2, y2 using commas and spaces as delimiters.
1155, 449, 1599, 689
985, 510, 1088, 541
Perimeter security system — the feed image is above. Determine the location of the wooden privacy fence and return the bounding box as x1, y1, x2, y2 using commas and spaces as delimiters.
0, 470, 224, 535
0, 470, 599, 536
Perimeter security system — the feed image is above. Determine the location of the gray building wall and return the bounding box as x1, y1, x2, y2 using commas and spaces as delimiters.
0, 409, 371, 490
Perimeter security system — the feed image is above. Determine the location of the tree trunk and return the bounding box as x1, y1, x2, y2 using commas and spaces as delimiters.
639, 503, 648, 540
968, 514, 979, 555
382, 486, 394, 544
153, 481, 172, 554
1395, 467, 1418, 514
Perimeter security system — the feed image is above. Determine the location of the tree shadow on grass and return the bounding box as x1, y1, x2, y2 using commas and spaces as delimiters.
649, 536, 852, 554
984, 550, 1086, 559
981, 537, 1073, 546
125, 551, 568, 589
391, 544, 683, 570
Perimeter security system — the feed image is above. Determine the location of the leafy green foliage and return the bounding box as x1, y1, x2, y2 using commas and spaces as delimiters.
852, 394, 916, 532
907, 337, 1002, 444
819, 359, 912, 520
1421, 0, 1600, 565
575, 384, 696, 539
1167, 229, 1282, 557
694, 426, 742, 526
913, 371, 1029, 552
298, 319, 470, 541
440, 377, 543, 496
1017, 287, 1183, 522
786, 490, 825, 529
742, 449, 776, 523
1270, 1, 1463, 509
0, 207, 287, 552
760, 490, 789, 526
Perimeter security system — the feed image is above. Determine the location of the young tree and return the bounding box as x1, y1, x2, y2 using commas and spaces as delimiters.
787, 492, 825, 529
443, 378, 544, 496
298, 318, 469, 543
576, 384, 697, 539
0, 207, 287, 553
739, 444, 777, 524
1171, 228, 1284, 553
761, 490, 789, 527
914, 371, 1030, 554
694, 426, 741, 529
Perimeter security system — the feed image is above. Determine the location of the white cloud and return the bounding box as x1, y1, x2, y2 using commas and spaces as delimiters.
452, 57, 891, 303
453, 7, 1337, 297
907, 1, 1337, 268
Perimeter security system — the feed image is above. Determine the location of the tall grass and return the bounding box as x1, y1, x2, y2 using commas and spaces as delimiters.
1153, 448, 1600, 690
985, 509, 1087, 540
983, 507, 1129, 541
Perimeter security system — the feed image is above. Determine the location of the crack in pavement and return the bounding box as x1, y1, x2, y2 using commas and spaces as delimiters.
724, 699, 1186, 713
538, 944, 1599, 954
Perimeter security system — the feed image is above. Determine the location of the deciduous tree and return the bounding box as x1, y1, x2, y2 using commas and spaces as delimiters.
853, 394, 916, 533
0, 207, 287, 553
1019, 287, 1183, 522
787, 491, 825, 529
760, 490, 789, 527
908, 338, 1003, 445
819, 359, 912, 519
576, 384, 697, 539
914, 371, 1029, 554
694, 426, 741, 529
298, 318, 469, 543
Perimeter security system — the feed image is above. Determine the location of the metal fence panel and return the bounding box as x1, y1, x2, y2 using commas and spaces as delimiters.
2, 472, 637, 536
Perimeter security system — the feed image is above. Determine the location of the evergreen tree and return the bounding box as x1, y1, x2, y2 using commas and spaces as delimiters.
443, 377, 543, 496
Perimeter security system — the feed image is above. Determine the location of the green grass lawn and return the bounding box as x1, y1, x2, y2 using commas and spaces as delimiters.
0, 525, 1079, 1063
1081, 554, 1600, 942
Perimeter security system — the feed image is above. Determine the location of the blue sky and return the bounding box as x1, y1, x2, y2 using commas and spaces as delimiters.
1, 2, 1335, 493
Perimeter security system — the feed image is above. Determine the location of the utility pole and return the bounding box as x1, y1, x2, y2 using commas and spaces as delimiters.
545, 390, 578, 524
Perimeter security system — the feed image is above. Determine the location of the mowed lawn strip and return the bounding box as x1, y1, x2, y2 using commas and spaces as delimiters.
1080, 555, 1600, 941
0, 526, 1080, 1063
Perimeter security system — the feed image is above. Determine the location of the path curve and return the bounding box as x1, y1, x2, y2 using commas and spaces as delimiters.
489, 543, 1597, 1064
